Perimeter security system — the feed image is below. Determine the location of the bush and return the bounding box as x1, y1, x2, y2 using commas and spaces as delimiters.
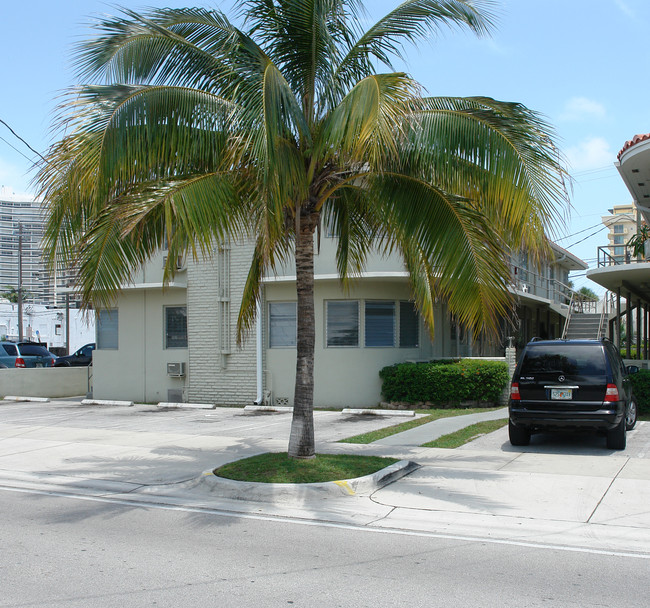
379, 359, 510, 406
628, 370, 650, 415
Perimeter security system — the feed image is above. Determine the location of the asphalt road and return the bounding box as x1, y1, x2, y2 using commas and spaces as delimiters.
1, 489, 647, 608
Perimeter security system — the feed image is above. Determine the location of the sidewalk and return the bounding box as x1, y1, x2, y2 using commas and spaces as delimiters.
0, 399, 649, 557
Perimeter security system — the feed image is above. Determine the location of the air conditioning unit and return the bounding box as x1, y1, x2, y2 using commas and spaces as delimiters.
167, 362, 186, 377
162, 255, 186, 270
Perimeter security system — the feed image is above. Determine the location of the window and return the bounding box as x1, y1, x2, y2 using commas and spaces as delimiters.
269, 302, 296, 347
96, 309, 119, 349
165, 306, 187, 348
326, 301, 359, 347
613, 224, 624, 234
399, 301, 419, 348
613, 235, 624, 245
614, 246, 624, 256
365, 301, 395, 347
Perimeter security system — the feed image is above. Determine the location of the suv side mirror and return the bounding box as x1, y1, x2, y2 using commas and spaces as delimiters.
626, 365, 639, 375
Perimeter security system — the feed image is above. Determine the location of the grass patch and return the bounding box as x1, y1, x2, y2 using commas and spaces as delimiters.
639, 414, 650, 422
213, 452, 399, 484
421, 419, 508, 449
339, 407, 501, 444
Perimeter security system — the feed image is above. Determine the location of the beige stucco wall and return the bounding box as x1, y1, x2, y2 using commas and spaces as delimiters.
92, 286, 187, 403
264, 279, 448, 407
0, 367, 89, 398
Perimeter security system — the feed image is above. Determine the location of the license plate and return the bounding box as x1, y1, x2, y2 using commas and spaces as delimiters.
34, 363, 43, 368
551, 388, 572, 400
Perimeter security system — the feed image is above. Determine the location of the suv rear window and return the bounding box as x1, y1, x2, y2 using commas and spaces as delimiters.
18, 344, 50, 357
2, 344, 18, 356
520, 344, 606, 376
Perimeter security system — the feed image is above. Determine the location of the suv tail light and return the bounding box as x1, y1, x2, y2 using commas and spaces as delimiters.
510, 382, 520, 401
15, 358, 26, 368
604, 384, 619, 402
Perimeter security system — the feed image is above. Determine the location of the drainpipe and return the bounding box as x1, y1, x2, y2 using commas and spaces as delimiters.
254, 298, 263, 404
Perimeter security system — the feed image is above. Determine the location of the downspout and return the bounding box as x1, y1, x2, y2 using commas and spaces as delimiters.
254, 297, 263, 404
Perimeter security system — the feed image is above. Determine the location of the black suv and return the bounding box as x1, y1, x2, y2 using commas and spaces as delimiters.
509, 339, 638, 450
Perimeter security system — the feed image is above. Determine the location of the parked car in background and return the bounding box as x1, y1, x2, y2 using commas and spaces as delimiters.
0, 341, 57, 368
509, 338, 638, 450
54, 343, 95, 367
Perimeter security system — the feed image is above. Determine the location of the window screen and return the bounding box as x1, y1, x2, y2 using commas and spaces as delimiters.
269, 302, 296, 347
365, 301, 395, 347
399, 301, 419, 348
165, 306, 188, 348
96, 310, 119, 349
326, 301, 359, 347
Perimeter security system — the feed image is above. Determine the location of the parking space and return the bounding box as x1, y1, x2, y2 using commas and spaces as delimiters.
0, 398, 418, 444
459, 420, 650, 458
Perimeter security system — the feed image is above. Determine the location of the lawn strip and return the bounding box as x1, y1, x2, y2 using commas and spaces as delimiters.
421, 419, 508, 449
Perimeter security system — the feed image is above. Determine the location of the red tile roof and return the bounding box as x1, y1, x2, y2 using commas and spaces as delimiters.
618, 133, 650, 160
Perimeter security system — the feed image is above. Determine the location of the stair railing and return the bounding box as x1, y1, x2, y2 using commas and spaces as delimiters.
561, 291, 575, 339
597, 293, 611, 340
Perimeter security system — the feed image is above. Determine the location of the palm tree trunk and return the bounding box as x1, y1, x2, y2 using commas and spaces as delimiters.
288, 212, 317, 459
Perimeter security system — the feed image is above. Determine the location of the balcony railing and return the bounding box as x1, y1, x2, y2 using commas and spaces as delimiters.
510, 266, 588, 308
597, 245, 649, 267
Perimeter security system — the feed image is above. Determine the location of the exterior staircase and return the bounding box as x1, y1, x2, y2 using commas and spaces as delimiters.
563, 313, 603, 340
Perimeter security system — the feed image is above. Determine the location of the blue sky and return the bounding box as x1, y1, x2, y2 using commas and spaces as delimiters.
1, 0, 648, 291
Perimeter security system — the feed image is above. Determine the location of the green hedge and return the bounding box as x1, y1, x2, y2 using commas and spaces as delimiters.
379, 360, 510, 406
628, 370, 650, 415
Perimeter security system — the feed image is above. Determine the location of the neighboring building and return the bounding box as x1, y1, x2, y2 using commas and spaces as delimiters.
587, 133, 650, 360
92, 237, 587, 407
600, 204, 639, 264
0, 301, 95, 354
0, 192, 54, 305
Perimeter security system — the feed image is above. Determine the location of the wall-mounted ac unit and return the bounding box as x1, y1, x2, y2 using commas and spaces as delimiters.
167, 362, 186, 377
162, 255, 186, 270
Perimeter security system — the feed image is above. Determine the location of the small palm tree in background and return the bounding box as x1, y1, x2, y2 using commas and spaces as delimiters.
36, 0, 568, 458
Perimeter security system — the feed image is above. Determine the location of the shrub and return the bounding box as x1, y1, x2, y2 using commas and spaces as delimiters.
628, 370, 650, 415
379, 359, 509, 406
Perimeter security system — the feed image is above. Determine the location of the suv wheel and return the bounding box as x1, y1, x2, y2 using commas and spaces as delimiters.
606, 416, 626, 450
626, 399, 638, 431
509, 420, 531, 446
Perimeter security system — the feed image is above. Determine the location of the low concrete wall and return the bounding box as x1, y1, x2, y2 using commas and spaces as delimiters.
0, 367, 89, 398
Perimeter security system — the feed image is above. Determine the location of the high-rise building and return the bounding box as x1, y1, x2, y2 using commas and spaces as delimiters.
601, 203, 638, 264
0, 192, 54, 305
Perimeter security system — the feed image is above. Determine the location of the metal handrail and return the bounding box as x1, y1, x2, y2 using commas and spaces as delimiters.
597, 294, 609, 339
561, 291, 575, 339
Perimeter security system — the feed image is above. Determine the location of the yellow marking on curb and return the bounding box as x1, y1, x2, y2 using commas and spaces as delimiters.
333, 480, 355, 495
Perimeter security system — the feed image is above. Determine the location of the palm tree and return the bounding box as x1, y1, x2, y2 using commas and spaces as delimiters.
36, 0, 568, 458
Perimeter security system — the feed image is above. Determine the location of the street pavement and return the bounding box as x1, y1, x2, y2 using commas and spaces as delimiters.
0, 397, 649, 559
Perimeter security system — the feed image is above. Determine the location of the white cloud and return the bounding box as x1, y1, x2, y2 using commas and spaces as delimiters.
615, 0, 635, 18
560, 97, 607, 122
566, 137, 614, 172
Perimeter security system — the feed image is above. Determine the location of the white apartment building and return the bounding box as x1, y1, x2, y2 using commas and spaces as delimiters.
0, 192, 54, 305
91, 237, 587, 407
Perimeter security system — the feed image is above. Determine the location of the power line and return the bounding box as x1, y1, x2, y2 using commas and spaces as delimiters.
0, 118, 48, 165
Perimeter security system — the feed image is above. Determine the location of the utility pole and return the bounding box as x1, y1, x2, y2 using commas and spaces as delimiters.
17, 223, 23, 342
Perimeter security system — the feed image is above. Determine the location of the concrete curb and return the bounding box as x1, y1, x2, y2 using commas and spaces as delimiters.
195, 459, 420, 502
244, 405, 293, 413
342, 408, 415, 417
156, 402, 215, 410
2, 396, 51, 403
81, 399, 134, 406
